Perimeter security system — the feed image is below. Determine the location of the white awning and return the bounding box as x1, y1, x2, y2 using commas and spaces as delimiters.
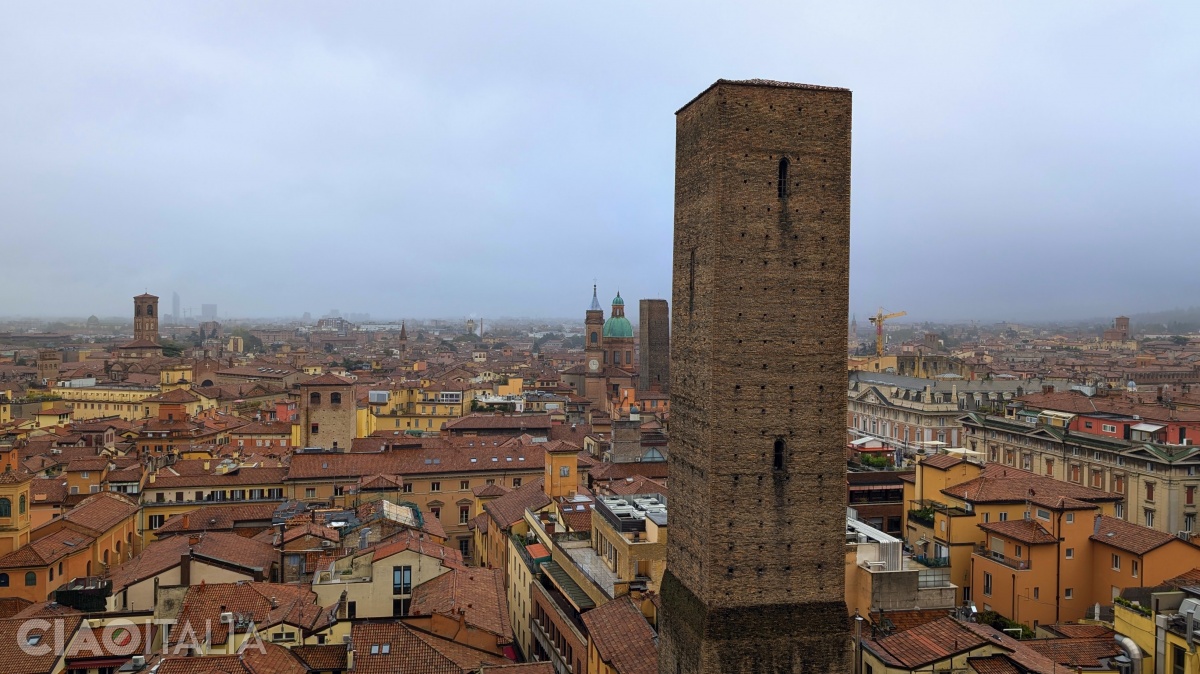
1132, 422, 1165, 433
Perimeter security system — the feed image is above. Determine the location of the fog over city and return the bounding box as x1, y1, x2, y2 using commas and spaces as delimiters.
1, 2, 1197, 321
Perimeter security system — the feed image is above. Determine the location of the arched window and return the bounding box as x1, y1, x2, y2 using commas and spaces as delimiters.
309, 392, 321, 406
0, 573, 7, 587
773, 438, 786, 471
0, 498, 11, 517
330, 392, 342, 405
777, 157, 790, 198
24, 572, 36, 586
18, 495, 25, 514
147, 305, 154, 316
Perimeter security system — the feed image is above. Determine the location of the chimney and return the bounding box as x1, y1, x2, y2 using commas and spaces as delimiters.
189, 534, 201, 546
182, 514, 190, 530
180, 550, 193, 585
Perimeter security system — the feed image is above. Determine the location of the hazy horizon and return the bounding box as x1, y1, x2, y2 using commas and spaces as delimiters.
2, 2, 1198, 322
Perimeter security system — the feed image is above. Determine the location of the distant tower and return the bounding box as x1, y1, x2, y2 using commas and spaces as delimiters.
638, 299, 670, 392
398, 322, 408, 354
584, 286, 606, 406
133, 294, 160, 344
466, 318, 476, 336
659, 79, 853, 674
1115, 315, 1130, 340
37, 349, 61, 385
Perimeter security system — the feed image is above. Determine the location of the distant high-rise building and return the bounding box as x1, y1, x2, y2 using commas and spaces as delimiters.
638, 299, 669, 392
172, 292, 181, 323
659, 79, 853, 674
201, 304, 217, 321
133, 293, 160, 344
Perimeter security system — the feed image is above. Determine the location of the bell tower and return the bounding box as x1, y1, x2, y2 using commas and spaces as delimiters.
584, 285, 606, 407
133, 293, 160, 344
659, 79, 853, 674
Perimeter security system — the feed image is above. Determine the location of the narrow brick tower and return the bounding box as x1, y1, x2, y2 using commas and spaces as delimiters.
659, 79, 852, 674
133, 293, 160, 344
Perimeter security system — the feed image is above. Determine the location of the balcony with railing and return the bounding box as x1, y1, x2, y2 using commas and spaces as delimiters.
973, 544, 1031, 571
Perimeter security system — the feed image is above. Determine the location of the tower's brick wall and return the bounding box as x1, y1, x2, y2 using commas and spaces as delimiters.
638, 299, 670, 393
660, 79, 852, 674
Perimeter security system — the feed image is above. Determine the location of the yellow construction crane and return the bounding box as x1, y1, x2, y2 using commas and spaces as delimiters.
868, 308, 907, 357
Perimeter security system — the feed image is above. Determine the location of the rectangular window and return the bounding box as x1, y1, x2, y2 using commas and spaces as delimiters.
1103, 424, 1116, 433
430, 482, 441, 492
1066, 513, 1074, 524
1145, 509, 1155, 528
1147, 483, 1155, 501
1033, 587, 1039, 599
148, 515, 165, 529
430, 506, 441, 519
1035, 509, 1050, 521
1132, 560, 1139, 578
460, 505, 470, 524
305, 488, 316, 498
1112, 554, 1121, 571
1188, 486, 1196, 506
460, 480, 470, 490
403, 484, 413, 493
393, 565, 412, 594
1173, 645, 1186, 674
1065, 588, 1074, 599
983, 572, 993, 596
1045, 458, 1054, 476
999, 512, 1008, 522
156, 492, 165, 503
176, 492, 184, 501
512, 478, 522, 487
1065, 548, 1074, 559
310, 423, 319, 434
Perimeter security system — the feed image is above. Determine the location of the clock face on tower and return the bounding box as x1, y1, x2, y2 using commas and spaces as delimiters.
589, 359, 599, 372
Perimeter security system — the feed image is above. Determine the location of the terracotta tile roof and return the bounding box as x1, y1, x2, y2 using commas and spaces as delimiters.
979, 519, 1058, 545
920, 454, 965, 470
157, 642, 308, 674
862, 617, 993, 669
350, 622, 510, 674
443, 414, 553, 431
1024, 637, 1123, 668
587, 461, 668, 481
289, 444, 552, 480
30, 478, 67, 505
942, 466, 1119, 506
291, 644, 348, 671
0, 528, 93, 568
1166, 567, 1200, 585
0, 597, 32, 619
149, 466, 288, 489
483, 478, 550, 528
371, 530, 465, 570
108, 531, 276, 595
142, 388, 201, 403
603, 475, 666, 497
472, 484, 509, 498
62, 491, 139, 534
410, 567, 512, 643
171, 582, 332, 647
578, 595, 657, 674
481, 665, 553, 674
0, 603, 84, 674
299, 373, 353, 387
1090, 514, 1185, 555
967, 655, 1024, 674
155, 503, 279, 536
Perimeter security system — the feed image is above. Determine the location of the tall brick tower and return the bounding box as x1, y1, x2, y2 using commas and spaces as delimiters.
133, 293, 160, 344
638, 299, 670, 393
659, 79, 852, 674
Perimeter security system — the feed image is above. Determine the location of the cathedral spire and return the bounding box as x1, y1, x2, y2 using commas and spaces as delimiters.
590, 284, 602, 311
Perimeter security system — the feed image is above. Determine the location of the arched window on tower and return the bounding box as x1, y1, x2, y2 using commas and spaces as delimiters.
773, 438, 786, 471
777, 157, 790, 198
147, 304, 154, 317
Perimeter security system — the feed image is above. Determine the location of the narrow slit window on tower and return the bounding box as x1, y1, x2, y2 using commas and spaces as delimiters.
773, 438, 786, 471
688, 248, 696, 317
777, 157, 789, 198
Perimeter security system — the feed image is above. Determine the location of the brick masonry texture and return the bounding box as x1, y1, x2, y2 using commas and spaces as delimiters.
638, 299, 670, 393
660, 79, 853, 674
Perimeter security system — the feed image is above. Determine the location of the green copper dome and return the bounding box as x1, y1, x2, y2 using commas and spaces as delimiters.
603, 315, 633, 338
611, 293, 625, 307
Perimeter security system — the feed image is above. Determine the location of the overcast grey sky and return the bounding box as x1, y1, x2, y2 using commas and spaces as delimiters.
1, 2, 1197, 322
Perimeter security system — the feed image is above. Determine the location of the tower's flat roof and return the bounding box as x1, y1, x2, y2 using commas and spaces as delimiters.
677, 78, 851, 115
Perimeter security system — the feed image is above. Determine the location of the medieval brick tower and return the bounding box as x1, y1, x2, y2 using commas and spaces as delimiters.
659, 79, 852, 674
638, 299, 670, 393
133, 293, 159, 344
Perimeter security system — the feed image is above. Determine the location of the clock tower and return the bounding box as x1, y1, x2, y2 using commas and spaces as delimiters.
584, 285, 607, 409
